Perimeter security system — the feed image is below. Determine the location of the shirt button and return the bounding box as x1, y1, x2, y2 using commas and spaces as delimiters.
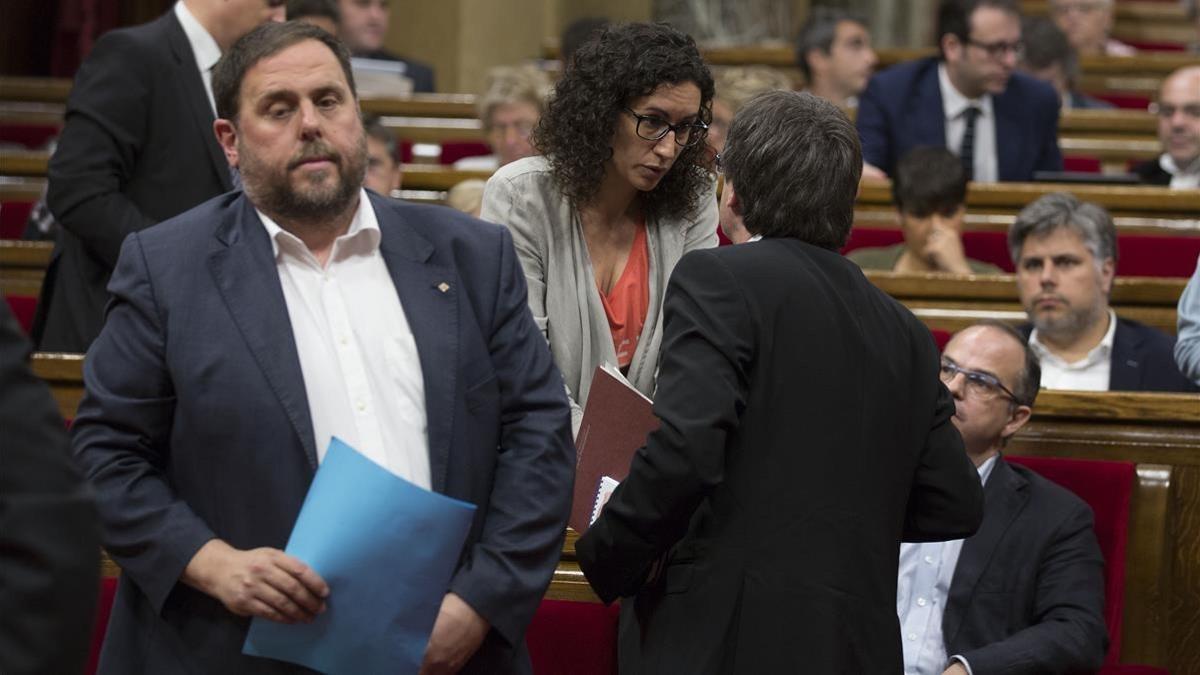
907, 633, 917, 641
339, 334, 348, 346
924, 555, 934, 565
917, 597, 927, 607
356, 400, 366, 412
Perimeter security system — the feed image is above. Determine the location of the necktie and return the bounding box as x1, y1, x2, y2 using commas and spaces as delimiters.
959, 106, 981, 181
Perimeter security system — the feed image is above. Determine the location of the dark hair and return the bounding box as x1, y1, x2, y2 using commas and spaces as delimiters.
936, 0, 1021, 58
286, 0, 340, 26
560, 17, 610, 70
970, 320, 1041, 407
722, 91, 861, 248
794, 8, 869, 83
533, 22, 715, 223
1020, 16, 1078, 88
214, 21, 356, 122
892, 146, 968, 217
362, 111, 397, 162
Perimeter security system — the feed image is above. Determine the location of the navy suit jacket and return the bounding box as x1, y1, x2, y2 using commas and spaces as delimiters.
72, 191, 574, 674
856, 57, 1062, 181
944, 458, 1108, 674
1019, 318, 1197, 392
36, 11, 234, 353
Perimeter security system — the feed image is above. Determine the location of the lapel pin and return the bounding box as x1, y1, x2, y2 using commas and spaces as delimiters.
437, 282, 451, 293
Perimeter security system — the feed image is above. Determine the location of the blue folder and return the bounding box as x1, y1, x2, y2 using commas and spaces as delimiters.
243, 437, 476, 674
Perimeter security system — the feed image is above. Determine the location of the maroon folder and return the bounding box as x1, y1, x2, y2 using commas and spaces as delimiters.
568, 365, 660, 534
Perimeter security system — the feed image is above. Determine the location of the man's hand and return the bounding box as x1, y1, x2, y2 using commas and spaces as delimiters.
923, 222, 973, 274
419, 593, 490, 675
181, 539, 328, 623
943, 661, 970, 675
862, 162, 888, 180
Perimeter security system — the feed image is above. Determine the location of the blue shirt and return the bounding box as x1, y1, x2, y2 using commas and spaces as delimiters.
897, 454, 997, 675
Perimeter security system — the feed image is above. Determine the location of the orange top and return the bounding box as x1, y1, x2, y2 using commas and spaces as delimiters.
596, 222, 650, 369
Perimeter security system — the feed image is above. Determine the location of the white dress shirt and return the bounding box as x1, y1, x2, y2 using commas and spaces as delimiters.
258, 190, 432, 487
938, 64, 998, 183
897, 454, 998, 675
1030, 309, 1118, 391
1159, 154, 1200, 190
174, 1, 221, 115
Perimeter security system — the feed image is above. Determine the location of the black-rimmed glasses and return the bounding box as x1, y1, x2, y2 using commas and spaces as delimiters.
939, 359, 1021, 403
964, 37, 1024, 60
624, 108, 708, 147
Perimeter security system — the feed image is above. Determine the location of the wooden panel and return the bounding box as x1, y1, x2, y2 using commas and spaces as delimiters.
0, 239, 51, 296
400, 164, 491, 191
0, 176, 46, 201
853, 209, 1200, 237
360, 93, 477, 118
0, 76, 72, 104
30, 353, 85, 419
0, 149, 48, 177
381, 116, 483, 143
1121, 464, 1172, 666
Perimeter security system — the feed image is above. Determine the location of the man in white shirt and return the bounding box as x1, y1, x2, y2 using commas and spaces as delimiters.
1133, 66, 1200, 189
857, 0, 1062, 182
72, 22, 574, 675
900, 321, 1107, 675
37, 0, 285, 353
1008, 192, 1196, 392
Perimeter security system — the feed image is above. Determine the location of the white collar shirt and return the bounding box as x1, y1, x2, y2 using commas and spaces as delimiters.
257, 191, 431, 487
1029, 309, 1118, 391
938, 63, 998, 183
174, 1, 221, 116
1159, 154, 1200, 190
897, 454, 998, 675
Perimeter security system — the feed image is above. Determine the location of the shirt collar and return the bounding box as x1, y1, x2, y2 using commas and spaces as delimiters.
174, 1, 222, 72
937, 63, 994, 121
257, 189, 381, 264
1159, 153, 1200, 178
1029, 308, 1118, 368
977, 453, 998, 485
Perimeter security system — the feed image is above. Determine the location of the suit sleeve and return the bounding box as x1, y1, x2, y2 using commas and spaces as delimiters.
902, 346, 984, 543
1175, 256, 1200, 385
1033, 86, 1064, 174
447, 227, 575, 646
575, 250, 754, 603
957, 502, 1108, 674
855, 76, 893, 175
46, 29, 158, 270
0, 302, 100, 675
71, 232, 217, 613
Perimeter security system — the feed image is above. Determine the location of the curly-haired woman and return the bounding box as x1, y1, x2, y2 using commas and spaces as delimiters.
480, 22, 718, 433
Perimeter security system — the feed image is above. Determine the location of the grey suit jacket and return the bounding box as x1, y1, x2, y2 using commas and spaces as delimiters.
480, 155, 718, 431
73, 191, 574, 674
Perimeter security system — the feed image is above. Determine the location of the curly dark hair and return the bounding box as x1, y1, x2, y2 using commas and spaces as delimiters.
533, 22, 715, 223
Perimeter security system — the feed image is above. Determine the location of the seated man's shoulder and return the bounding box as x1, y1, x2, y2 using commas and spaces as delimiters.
1005, 459, 1094, 525
866, 57, 937, 94
379, 195, 507, 257
845, 244, 903, 270
138, 192, 243, 250
1002, 72, 1060, 112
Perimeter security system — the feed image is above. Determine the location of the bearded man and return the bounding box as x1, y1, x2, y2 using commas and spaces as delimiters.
1009, 192, 1196, 392
71, 22, 574, 675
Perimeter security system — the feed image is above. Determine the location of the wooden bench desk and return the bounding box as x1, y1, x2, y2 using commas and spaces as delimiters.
0, 239, 52, 296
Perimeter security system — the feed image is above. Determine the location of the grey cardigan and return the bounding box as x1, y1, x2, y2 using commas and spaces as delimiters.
481, 156, 719, 432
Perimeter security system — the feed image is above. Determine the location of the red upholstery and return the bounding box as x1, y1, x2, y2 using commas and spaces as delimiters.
439, 141, 491, 165
930, 328, 953, 351
1063, 156, 1104, 174
842, 227, 903, 254
1090, 93, 1153, 111
842, 228, 1015, 272
1117, 235, 1200, 277
1099, 667, 1171, 675
526, 599, 619, 675
86, 577, 119, 675
0, 123, 60, 149
1, 199, 36, 239
4, 295, 37, 334
399, 138, 414, 164
1121, 40, 1185, 53
1005, 456, 1133, 665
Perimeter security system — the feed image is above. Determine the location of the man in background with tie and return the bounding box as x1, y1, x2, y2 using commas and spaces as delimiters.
34, 0, 286, 353
856, 0, 1062, 181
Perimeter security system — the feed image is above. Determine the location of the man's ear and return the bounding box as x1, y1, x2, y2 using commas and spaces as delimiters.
723, 181, 742, 218
1001, 404, 1033, 441
1099, 257, 1116, 296
941, 33, 963, 64
213, 118, 239, 168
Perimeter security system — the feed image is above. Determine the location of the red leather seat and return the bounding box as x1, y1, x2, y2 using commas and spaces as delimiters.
526, 599, 620, 675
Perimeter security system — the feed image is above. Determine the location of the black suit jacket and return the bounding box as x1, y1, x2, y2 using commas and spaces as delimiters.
35, 10, 233, 353
361, 48, 437, 92
0, 301, 100, 675
577, 240, 984, 674
856, 57, 1062, 181
1132, 157, 1171, 186
1019, 318, 1197, 392
944, 457, 1108, 674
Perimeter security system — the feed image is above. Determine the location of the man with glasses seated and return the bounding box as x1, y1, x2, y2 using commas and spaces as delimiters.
900, 320, 1108, 675
1133, 66, 1200, 188
857, 0, 1062, 182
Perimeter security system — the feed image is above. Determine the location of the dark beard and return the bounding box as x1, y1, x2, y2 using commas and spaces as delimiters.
240, 135, 368, 226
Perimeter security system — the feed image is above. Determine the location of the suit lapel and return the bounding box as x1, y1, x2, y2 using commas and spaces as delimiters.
164, 13, 233, 192
1108, 318, 1143, 390
373, 195, 459, 493
208, 196, 317, 470
942, 458, 1029, 646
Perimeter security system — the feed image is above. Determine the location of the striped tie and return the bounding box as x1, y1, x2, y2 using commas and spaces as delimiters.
959, 106, 981, 181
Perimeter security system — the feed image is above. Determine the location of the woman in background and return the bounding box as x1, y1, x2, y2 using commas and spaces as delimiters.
481, 22, 718, 432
